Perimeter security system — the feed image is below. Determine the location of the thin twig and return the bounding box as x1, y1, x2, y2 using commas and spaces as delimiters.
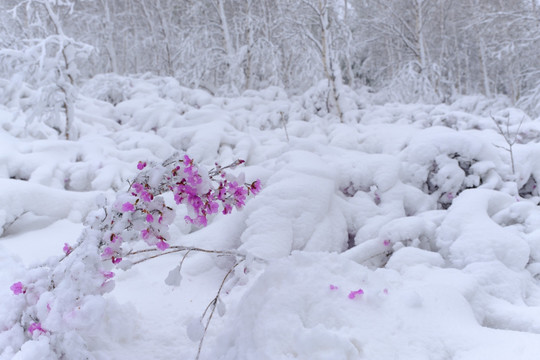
196, 261, 240, 360
280, 111, 290, 142
491, 115, 524, 176
132, 248, 185, 265
130, 246, 243, 265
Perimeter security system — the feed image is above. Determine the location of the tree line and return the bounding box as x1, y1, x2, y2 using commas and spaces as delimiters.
1, 0, 539, 106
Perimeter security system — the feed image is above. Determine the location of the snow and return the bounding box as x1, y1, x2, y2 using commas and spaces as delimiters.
3, 75, 540, 359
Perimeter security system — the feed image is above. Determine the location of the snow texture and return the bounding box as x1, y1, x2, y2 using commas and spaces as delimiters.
2, 76, 540, 359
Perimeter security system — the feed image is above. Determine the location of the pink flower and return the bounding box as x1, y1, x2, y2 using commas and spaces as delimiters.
63, 243, 72, 255
140, 190, 153, 202
196, 215, 208, 227
250, 180, 262, 195
222, 204, 233, 215
188, 194, 203, 213
132, 183, 144, 194
10, 282, 24, 295
141, 229, 150, 240
146, 213, 154, 223
156, 240, 170, 251
383, 240, 391, 247
137, 161, 147, 170
111, 234, 122, 243
112, 257, 122, 264
101, 247, 113, 258
28, 322, 46, 335
174, 193, 184, 204
208, 200, 219, 214
217, 185, 227, 201
101, 271, 115, 279
329, 284, 339, 290
348, 289, 364, 299
122, 202, 135, 212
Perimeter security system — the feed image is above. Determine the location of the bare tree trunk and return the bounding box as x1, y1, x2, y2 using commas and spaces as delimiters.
216, 0, 235, 81
478, 37, 491, 97
319, 0, 343, 121
244, 0, 253, 89
100, 0, 118, 73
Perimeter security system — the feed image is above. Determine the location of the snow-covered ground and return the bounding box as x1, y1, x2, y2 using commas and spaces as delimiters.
2, 75, 540, 359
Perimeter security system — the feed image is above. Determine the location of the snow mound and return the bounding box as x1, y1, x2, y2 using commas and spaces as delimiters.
208, 252, 540, 360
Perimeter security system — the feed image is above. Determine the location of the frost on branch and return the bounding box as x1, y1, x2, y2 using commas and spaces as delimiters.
1, 153, 260, 358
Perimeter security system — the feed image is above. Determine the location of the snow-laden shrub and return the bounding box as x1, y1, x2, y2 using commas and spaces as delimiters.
375, 62, 441, 104
1, 153, 260, 359
0, 32, 93, 140
400, 127, 504, 209
297, 80, 366, 120
450, 94, 512, 117
79, 73, 132, 106
517, 81, 540, 118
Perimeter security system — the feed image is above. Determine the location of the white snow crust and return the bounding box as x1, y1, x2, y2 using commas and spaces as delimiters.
2, 76, 540, 359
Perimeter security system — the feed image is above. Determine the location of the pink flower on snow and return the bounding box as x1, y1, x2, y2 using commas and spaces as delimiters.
137, 161, 147, 170
146, 213, 154, 223
141, 229, 150, 240
101, 247, 114, 258
383, 240, 391, 247
156, 240, 170, 251
348, 289, 364, 299
250, 180, 262, 195
132, 183, 144, 194
10, 282, 24, 295
101, 271, 115, 279
122, 202, 135, 212
112, 257, 122, 264
28, 322, 46, 335
140, 190, 153, 202
329, 284, 339, 290
222, 203, 233, 215
63, 243, 72, 255
196, 215, 208, 227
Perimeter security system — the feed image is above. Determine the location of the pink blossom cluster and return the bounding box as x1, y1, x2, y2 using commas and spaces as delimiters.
8, 153, 261, 351
96, 154, 260, 262
167, 156, 261, 226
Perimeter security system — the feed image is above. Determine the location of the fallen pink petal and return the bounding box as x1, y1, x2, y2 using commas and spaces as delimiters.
63, 243, 72, 255
348, 289, 364, 299
28, 322, 45, 335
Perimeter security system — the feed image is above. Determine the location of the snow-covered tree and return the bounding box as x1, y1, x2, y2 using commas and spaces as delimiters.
0, 0, 93, 139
